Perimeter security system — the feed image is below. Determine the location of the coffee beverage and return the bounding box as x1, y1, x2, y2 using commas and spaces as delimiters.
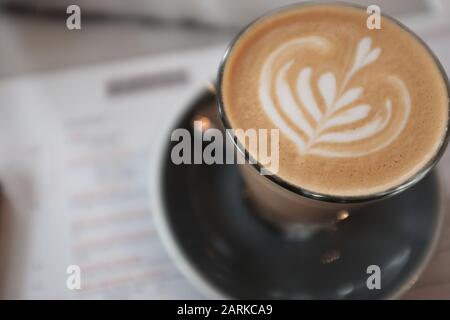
221, 4, 449, 197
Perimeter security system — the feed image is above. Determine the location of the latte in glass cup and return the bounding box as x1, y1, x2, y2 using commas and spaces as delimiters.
217, 3, 450, 229
219, 3, 449, 199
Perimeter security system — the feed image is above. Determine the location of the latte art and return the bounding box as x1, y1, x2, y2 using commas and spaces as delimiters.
221, 4, 448, 196
259, 36, 411, 157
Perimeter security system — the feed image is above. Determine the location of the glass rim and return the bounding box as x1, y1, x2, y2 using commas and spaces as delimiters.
216, 1, 450, 204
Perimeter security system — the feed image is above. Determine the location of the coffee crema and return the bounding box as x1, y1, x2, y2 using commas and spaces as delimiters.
221, 4, 449, 197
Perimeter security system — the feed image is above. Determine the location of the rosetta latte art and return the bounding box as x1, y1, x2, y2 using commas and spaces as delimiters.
259, 36, 411, 157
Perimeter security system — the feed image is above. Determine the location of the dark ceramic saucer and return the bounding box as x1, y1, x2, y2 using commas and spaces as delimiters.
151, 90, 444, 299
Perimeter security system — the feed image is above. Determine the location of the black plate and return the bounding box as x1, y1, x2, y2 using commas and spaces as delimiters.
158, 91, 442, 299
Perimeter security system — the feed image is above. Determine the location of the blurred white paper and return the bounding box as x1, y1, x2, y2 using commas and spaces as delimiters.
0, 44, 225, 299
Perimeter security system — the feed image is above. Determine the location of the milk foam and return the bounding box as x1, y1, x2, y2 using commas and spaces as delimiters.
222, 4, 448, 196
259, 36, 412, 157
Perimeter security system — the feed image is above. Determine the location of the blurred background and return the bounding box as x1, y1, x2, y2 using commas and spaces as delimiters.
0, 0, 450, 299
1, 0, 450, 78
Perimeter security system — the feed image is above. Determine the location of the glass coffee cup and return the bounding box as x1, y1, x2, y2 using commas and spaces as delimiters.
216, 2, 450, 234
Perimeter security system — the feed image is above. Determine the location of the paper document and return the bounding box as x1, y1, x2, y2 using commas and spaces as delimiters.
0, 45, 225, 299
